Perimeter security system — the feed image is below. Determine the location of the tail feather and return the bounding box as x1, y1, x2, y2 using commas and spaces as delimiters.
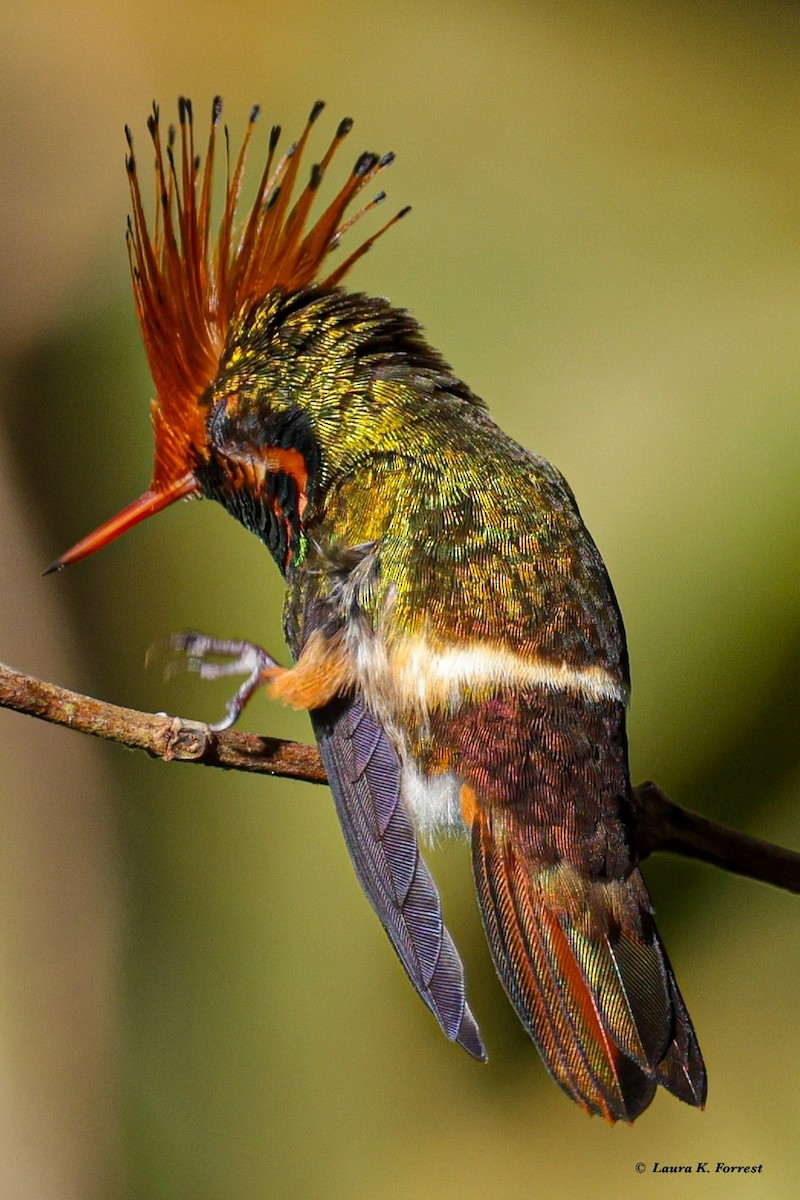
475, 837, 588, 1103
472, 807, 705, 1123
655, 962, 708, 1108
474, 816, 648, 1120
563, 921, 671, 1069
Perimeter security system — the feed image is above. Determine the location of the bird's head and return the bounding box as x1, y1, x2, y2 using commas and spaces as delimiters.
48, 96, 406, 573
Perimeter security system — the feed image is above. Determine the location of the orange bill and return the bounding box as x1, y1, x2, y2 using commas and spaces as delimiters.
44, 472, 199, 575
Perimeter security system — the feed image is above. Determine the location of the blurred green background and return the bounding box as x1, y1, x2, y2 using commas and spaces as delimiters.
0, 2, 798, 1197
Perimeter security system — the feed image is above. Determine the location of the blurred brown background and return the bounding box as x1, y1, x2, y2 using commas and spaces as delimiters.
0, 2, 798, 1197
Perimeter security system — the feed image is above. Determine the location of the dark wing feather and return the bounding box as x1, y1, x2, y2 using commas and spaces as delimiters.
312, 696, 485, 1060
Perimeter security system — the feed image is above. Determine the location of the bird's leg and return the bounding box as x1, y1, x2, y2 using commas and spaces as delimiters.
165, 627, 357, 730
166, 631, 286, 731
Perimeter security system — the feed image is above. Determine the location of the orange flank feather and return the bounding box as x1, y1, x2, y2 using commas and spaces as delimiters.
460, 783, 479, 827
267, 628, 357, 712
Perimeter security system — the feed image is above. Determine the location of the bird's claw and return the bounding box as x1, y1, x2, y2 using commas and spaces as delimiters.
162, 631, 283, 731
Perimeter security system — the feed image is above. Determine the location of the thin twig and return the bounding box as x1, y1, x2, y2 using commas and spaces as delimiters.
630, 780, 800, 892
1, 661, 797, 893
0, 662, 326, 782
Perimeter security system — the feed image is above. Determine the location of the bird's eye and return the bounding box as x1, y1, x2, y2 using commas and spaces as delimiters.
208, 395, 236, 443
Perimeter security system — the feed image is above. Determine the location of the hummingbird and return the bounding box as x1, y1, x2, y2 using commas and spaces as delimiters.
51, 97, 706, 1123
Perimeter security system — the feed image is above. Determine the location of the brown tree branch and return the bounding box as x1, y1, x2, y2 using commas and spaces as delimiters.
1, 661, 798, 894
0, 662, 326, 783
629, 780, 800, 893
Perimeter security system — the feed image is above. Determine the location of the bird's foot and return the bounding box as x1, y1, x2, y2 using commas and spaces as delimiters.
163, 631, 285, 731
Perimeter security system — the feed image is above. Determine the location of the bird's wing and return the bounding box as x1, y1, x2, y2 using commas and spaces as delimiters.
311, 696, 486, 1061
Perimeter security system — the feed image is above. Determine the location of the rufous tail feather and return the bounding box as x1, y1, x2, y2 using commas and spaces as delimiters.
471, 806, 706, 1123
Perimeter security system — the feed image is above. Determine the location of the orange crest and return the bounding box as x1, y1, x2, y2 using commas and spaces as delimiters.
48, 98, 407, 574
125, 96, 407, 490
